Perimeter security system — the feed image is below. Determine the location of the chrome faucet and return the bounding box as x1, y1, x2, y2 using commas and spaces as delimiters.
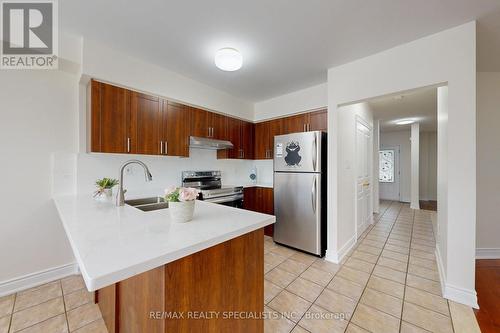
116, 160, 153, 206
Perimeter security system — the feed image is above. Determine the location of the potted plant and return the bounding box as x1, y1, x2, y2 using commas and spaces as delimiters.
165, 187, 199, 223
94, 178, 119, 201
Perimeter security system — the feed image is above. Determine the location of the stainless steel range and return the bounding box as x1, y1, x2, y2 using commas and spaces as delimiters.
181, 171, 244, 208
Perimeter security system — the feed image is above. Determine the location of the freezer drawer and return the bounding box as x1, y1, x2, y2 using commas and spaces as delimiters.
273, 172, 322, 255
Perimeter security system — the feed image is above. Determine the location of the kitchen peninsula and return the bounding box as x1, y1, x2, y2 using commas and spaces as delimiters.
54, 195, 274, 333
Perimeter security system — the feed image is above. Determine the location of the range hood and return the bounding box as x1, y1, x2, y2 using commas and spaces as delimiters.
189, 136, 234, 150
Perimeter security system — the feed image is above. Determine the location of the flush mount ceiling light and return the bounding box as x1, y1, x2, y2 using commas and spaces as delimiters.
214, 48, 242, 71
395, 119, 416, 125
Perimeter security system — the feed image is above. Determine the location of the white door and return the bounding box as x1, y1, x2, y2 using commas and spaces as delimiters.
356, 118, 372, 237
379, 146, 400, 201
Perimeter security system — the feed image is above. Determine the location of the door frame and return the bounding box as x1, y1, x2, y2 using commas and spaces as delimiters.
379, 144, 401, 202
354, 115, 373, 241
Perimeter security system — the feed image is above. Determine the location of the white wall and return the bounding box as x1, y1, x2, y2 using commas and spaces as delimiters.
327, 22, 477, 307
476, 72, 500, 257
81, 39, 254, 121
0, 70, 78, 290
420, 132, 437, 201
254, 83, 327, 121
380, 131, 411, 202
76, 150, 256, 198
332, 102, 374, 260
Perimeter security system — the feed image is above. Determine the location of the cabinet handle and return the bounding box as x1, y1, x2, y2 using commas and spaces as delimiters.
127, 138, 131, 153
211, 127, 214, 138
160, 141, 164, 155
165, 141, 168, 155
303, 123, 306, 132
308, 123, 311, 131
241, 150, 244, 159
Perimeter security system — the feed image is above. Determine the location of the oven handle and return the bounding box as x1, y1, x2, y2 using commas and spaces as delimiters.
203, 194, 244, 204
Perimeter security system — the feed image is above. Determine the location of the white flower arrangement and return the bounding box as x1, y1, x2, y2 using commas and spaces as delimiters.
164, 186, 199, 202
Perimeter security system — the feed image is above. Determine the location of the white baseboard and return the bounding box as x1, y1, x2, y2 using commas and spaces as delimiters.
476, 248, 500, 259
435, 247, 479, 309
325, 235, 356, 264
0, 263, 79, 297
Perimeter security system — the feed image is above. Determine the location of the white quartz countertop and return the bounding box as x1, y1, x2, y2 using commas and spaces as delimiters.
54, 195, 275, 291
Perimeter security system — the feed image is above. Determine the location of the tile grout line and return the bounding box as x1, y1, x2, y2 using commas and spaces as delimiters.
8, 293, 16, 333
398, 207, 415, 332
61, 280, 72, 333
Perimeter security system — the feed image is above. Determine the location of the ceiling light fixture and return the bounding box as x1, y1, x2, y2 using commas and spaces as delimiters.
214, 48, 242, 71
395, 119, 416, 125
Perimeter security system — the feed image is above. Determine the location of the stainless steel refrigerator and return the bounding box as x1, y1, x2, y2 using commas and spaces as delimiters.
273, 131, 327, 256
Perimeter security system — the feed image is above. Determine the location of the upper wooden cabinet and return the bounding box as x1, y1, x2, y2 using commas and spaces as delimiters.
281, 109, 327, 134
90, 79, 325, 160
220, 118, 254, 159
309, 109, 328, 131
283, 113, 309, 134
160, 100, 189, 157
129, 92, 161, 155
190, 107, 227, 140
254, 118, 283, 159
90, 80, 130, 153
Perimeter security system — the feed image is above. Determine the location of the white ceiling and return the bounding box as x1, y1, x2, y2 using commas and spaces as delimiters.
369, 87, 437, 132
60, 0, 500, 102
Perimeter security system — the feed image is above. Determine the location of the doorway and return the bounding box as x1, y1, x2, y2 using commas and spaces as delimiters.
379, 145, 401, 201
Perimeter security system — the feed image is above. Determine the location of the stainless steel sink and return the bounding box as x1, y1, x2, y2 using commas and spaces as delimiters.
125, 196, 168, 212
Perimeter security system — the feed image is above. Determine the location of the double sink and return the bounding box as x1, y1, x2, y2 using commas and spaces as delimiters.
125, 196, 169, 212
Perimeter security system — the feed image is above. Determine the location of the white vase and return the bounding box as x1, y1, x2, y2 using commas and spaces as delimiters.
95, 188, 113, 201
169, 200, 195, 223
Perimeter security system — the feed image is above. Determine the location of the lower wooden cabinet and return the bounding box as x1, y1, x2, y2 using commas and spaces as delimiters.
243, 187, 274, 237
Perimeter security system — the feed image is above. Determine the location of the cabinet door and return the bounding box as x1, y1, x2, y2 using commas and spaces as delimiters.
309, 109, 327, 132
226, 117, 242, 159
190, 107, 210, 138
254, 121, 269, 159
161, 100, 189, 157
243, 187, 256, 211
92, 81, 130, 153
268, 119, 284, 159
241, 121, 254, 159
257, 187, 274, 237
130, 92, 161, 155
283, 113, 309, 134
211, 113, 227, 140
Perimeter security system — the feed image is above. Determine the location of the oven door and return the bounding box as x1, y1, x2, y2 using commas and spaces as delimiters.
204, 194, 244, 208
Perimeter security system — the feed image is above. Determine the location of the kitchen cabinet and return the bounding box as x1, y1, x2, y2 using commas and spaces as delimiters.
129, 92, 161, 155
90, 80, 130, 153
243, 187, 274, 236
283, 113, 310, 134
281, 109, 328, 134
190, 107, 227, 139
160, 100, 189, 157
254, 119, 283, 159
220, 118, 253, 159
309, 109, 328, 131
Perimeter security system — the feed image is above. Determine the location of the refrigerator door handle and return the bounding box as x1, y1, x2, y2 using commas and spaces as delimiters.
312, 133, 317, 171
311, 176, 317, 214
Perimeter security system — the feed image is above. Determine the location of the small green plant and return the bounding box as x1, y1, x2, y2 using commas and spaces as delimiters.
94, 178, 119, 197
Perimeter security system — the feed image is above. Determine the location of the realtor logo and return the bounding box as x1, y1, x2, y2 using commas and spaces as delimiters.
1, 0, 58, 69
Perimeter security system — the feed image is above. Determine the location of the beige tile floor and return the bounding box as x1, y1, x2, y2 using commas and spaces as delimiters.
263, 201, 475, 333
0, 200, 480, 333
0, 275, 107, 333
